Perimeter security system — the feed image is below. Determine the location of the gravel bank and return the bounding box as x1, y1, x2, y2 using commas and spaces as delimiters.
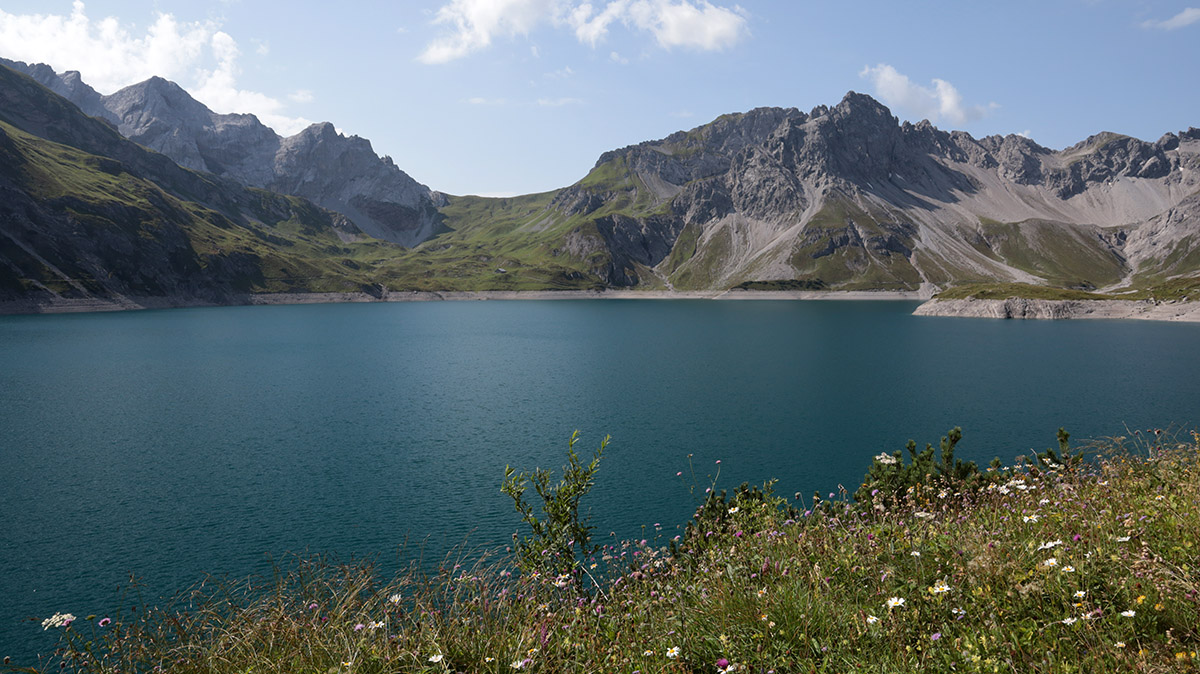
913, 297, 1200, 322
0, 289, 926, 315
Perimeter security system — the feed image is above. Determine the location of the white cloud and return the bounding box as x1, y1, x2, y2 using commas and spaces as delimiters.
191, 31, 311, 135
289, 89, 314, 103
0, 1, 310, 135
0, 1, 209, 92
609, 50, 629, 64
626, 0, 746, 50
1141, 7, 1200, 30
420, 0, 747, 63
859, 63, 997, 126
569, 0, 631, 45
466, 96, 507, 104
1014, 129, 1032, 139
544, 65, 574, 78
419, 0, 557, 64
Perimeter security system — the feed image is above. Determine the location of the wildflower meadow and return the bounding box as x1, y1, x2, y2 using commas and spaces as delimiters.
11, 429, 1200, 673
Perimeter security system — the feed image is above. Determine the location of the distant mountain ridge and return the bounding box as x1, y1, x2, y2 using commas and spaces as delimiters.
2, 57, 1199, 313
0, 62, 413, 311
522, 92, 1200, 291
1, 58, 444, 247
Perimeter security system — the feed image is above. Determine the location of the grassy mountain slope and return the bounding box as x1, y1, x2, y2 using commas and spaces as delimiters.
0, 65, 423, 307
0, 119, 411, 301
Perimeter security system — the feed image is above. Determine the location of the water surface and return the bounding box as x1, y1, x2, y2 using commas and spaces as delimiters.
2, 300, 1198, 660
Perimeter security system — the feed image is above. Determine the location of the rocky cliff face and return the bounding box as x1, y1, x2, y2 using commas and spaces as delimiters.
268, 122, 444, 244
1, 59, 443, 247
547, 91, 1200, 291
912, 297, 1200, 321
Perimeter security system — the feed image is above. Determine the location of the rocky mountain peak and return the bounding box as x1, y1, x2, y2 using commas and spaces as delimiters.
103, 76, 211, 123
0, 57, 112, 122
747, 91, 906, 188
297, 121, 339, 140
830, 91, 896, 123
3, 62, 443, 246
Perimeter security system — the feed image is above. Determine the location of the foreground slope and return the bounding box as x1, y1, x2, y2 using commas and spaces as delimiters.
20, 432, 1200, 672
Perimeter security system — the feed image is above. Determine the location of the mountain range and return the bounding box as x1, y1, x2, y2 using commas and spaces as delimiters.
2, 58, 1198, 312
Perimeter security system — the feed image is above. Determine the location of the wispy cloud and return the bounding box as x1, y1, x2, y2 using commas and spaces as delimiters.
1141, 7, 1200, 30
626, 0, 747, 50
419, 0, 748, 64
536, 96, 583, 106
466, 96, 507, 105
859, 63, 997, 126
0, 1, 311, 135
419, 0, 555, 64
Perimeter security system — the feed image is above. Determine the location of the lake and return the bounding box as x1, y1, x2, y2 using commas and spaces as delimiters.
2, 299, 1199, 661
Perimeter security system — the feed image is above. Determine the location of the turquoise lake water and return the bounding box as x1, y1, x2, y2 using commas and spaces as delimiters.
2, 299, 1199, 661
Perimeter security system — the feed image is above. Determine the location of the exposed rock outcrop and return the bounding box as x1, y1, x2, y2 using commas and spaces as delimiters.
913, 297, 1200, 322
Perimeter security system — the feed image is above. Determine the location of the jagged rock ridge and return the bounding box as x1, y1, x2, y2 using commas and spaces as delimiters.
535, 91, 1200, 291
1, 58, 443, 247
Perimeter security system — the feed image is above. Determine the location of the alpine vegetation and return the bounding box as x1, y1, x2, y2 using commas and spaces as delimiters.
20, 429, 1200, 673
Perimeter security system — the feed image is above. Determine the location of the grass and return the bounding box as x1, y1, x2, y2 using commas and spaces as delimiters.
779, 197, 924, 292
934, 283, 1114, 301
17, 430, 1200, 673
972, 220, 1127, 289
733, 279, 828, 291
933, 279, 1200, 303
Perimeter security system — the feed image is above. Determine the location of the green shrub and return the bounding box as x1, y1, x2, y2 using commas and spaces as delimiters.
500, 431, 608, 583
674, 480, 800, 558
854, 427, 1079, 508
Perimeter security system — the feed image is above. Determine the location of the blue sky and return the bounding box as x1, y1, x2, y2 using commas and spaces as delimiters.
1, 1, 1198, 196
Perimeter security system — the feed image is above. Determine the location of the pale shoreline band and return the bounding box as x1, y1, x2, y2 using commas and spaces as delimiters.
3, 289, 1199, 322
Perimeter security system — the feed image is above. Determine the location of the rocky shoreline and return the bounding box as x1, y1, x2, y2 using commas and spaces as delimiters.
0, 289, 926, 315
913, 297, 1200, 322
8, 291, 1200, 323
